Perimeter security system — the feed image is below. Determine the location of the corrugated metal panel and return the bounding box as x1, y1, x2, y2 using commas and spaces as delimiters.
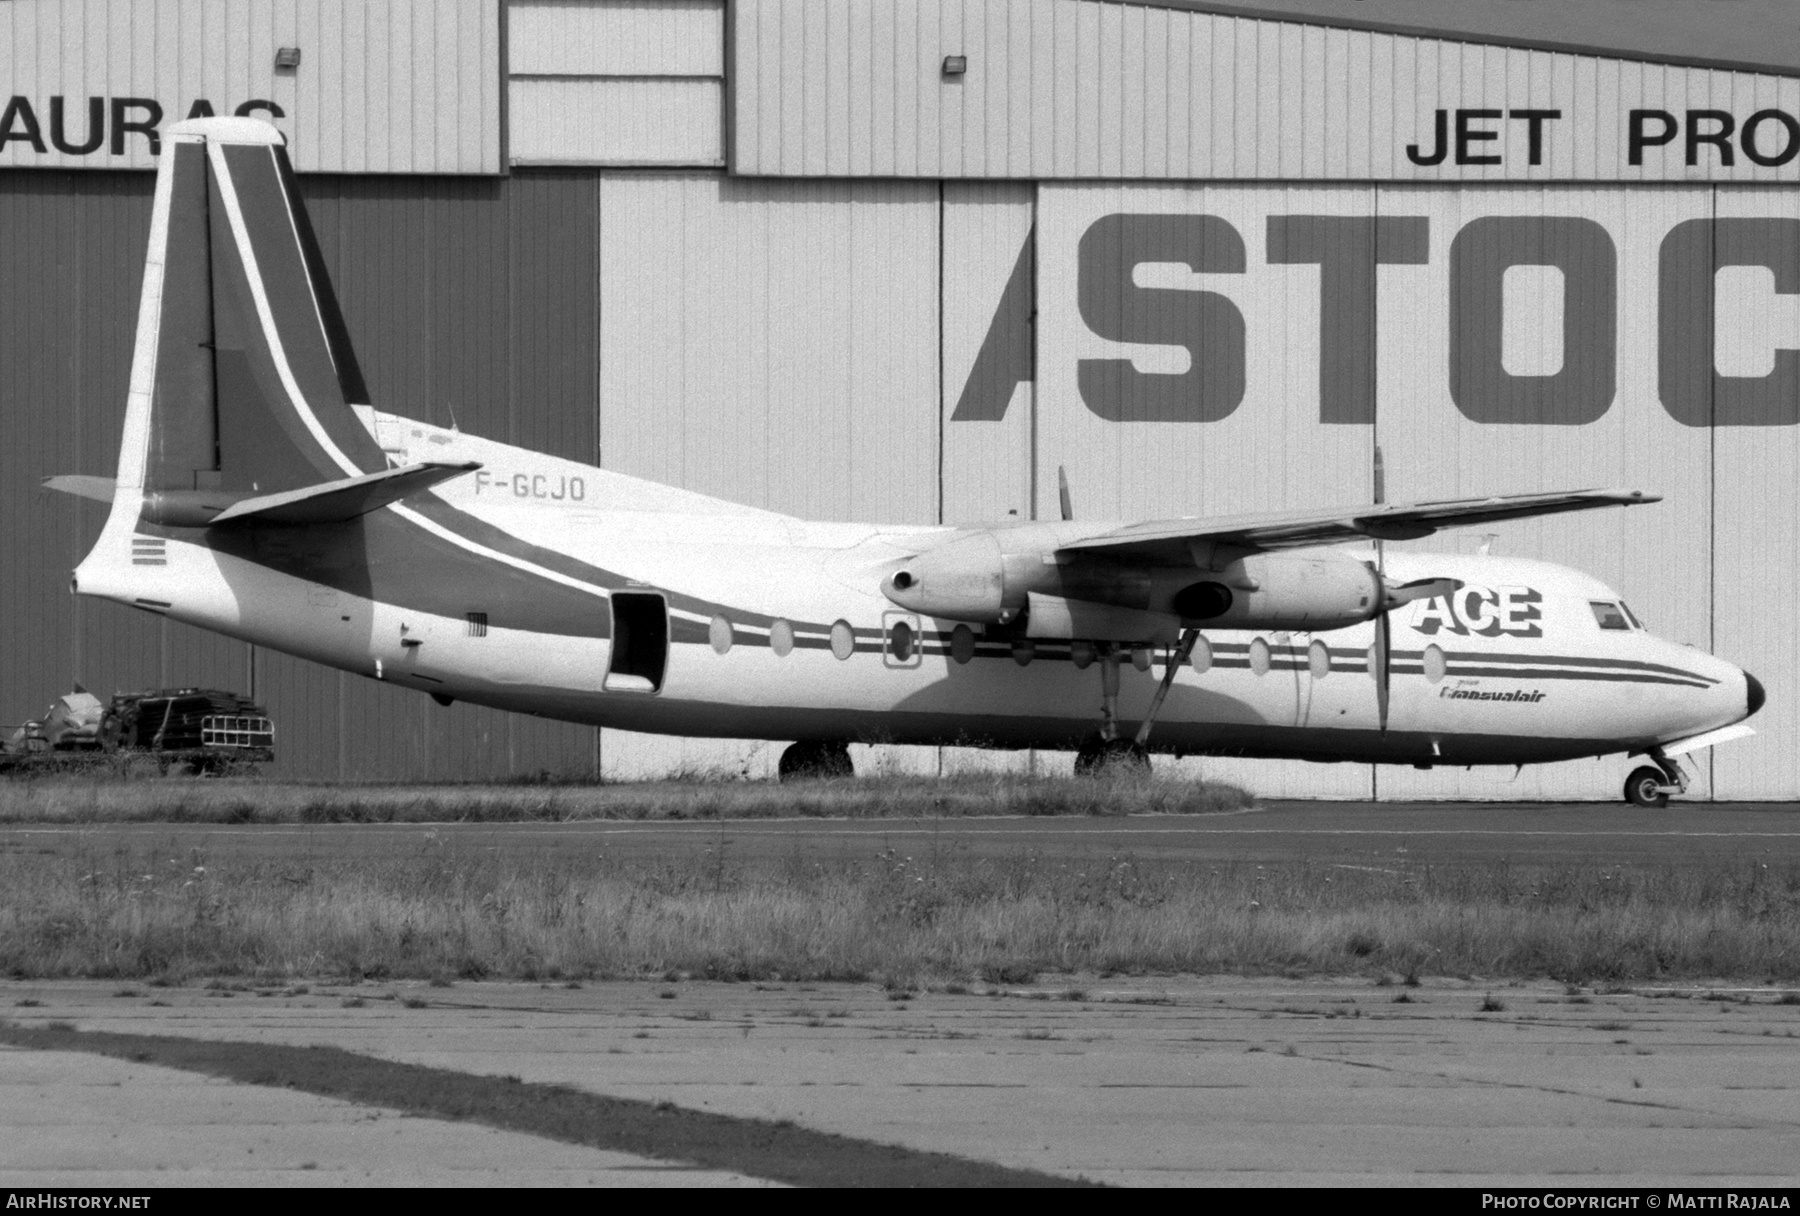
0, 173, 143, 734
509, 78, 722, 165
942, 181, 1034, 525
1372, 185, 1717, 801
506, 0, 724, 167
0, 0, 500, 174
510, 0, 723, 76
508, 171, 601, 464
1710, 185, 1800, 799
598, 172, 939, 523
727, 0, 1800, 183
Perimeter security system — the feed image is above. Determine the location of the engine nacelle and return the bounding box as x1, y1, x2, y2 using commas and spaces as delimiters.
884, 531, 1385, 634
881, 532, 1009, 621
1170, 553, 1382, 632
1024, 593, 1180, 644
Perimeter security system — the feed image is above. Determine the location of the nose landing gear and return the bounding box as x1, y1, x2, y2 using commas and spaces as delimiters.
1623, 751, 1689, 807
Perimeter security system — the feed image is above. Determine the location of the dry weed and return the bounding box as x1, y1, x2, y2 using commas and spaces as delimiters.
0, 772, 1252, 825
2, 848, 1796, 984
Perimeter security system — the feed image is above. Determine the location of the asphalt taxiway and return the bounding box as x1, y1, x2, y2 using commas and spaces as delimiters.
6, 801, 1799, 866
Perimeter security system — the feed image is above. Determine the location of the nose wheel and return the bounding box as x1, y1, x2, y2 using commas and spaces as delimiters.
1623, 753, 1687, 807
1623, 766, 1669, 807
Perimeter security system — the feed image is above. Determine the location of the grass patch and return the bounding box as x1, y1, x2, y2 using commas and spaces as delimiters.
0, 1023, 1086, 1188
2, 847, 1798, 984
0, 773, 1252, 825
3, 845, 1800, 985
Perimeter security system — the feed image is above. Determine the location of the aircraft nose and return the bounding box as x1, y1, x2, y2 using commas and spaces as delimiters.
1745, 670, 1766, 719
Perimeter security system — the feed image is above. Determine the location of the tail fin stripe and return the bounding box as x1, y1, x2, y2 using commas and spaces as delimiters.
206, 139, 355, 478
275, 144, 370, 405
207, 140, 384, 481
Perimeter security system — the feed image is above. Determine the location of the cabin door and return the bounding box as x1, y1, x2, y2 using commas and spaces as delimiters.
605, 592, 668, 693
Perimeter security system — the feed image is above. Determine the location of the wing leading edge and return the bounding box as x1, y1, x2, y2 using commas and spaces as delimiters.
1055, 489, 1659, 562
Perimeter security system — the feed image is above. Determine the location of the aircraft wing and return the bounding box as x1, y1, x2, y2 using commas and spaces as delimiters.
1056, 489, 1659, 562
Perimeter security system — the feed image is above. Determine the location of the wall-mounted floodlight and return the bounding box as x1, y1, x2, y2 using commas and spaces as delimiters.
274, 46, 301, 70
942, 55, 967, 76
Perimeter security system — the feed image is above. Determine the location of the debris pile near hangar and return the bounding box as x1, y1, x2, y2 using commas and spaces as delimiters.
2, 686, 274, 776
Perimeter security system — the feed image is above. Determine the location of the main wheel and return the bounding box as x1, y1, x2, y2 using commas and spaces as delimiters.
1624, 765, 1670, 808
1073, 737, 1151, 778
778, 740, 854, 782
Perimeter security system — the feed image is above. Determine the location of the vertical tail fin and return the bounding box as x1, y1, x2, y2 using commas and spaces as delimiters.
117, 117, 386, 503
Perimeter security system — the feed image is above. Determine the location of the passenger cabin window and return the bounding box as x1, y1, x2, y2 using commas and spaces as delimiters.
1589, 601, 1631, 631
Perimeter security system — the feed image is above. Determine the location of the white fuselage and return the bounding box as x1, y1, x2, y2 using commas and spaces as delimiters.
74, 410, 1751, 769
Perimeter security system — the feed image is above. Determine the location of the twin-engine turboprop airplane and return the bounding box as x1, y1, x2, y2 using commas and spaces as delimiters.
48, 119, 1763, 804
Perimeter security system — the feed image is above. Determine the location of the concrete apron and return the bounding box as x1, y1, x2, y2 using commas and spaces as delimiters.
4, 975, 1799, 1188
0, 1043, 774, 1187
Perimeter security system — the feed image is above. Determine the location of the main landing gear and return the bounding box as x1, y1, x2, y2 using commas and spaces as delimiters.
1074, 736, 1150, 776
1623, 752, 1689, 807
1073, 630, 1202, 779
778, 740, 853, 782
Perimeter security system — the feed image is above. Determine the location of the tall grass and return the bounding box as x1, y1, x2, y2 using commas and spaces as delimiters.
0, 772, 1252, 824
3, 846, 1795, 983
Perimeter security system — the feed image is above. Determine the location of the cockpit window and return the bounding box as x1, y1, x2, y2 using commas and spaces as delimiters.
1620, 602, 1644, 630
1590, 600, 1631, 631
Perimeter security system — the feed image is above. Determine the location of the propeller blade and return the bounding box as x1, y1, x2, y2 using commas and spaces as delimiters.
1369, 439, 1390, 739
1058, 465, 1074, 522
1382, 576, 1462, 611
1373, 611, 1391, 734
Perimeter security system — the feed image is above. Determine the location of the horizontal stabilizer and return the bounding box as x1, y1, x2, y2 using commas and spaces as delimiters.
209, 462, 481, 525
43, 475, 117, 503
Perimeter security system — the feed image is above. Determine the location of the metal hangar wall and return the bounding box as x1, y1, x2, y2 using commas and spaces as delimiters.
0, 0, 1795, 798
